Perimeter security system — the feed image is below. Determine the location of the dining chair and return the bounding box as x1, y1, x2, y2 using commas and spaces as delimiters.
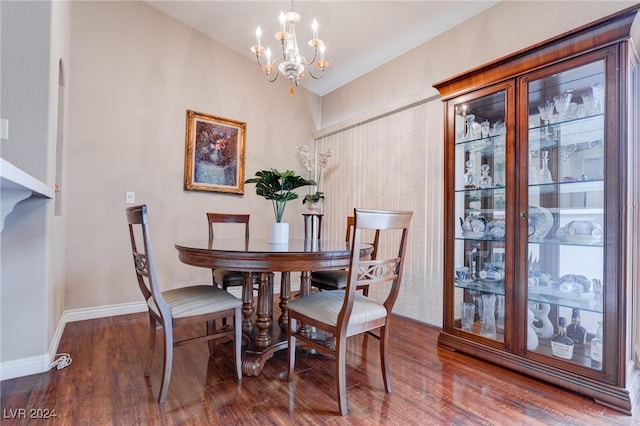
126, 205, 242, 403
207, 213, 252, 291
287, 208, 412, 416
207, 213, 273, 323
310, 216, 380, 296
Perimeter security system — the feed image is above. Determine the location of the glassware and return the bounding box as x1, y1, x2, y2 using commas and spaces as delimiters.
461, 302, 475, 331
465, 114, 476, 140
590, 321, 603, 369
538, 150, 553, 183
538, 101, 554, 125
529, 151, 539, 184
464, 159, 477, 188
553, 91, 573, 121
581, 91, 599, 115
480, 294, 497, 339
537, 101, 555, 138
478, 164, 493, 189
591, 82, 604, 112
496, 295, 505, 332
480, 119, 491, 140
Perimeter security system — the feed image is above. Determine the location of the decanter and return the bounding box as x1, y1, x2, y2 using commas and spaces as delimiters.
463, 159, 477, 188
538, 150, 553, 183
551, 317, 574, 360
478, 164, 493, 189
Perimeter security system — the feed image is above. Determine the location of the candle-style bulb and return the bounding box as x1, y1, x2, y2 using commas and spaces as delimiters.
279, 12, 285, 31
312, 18, 318, 39
255, 26, 262, 46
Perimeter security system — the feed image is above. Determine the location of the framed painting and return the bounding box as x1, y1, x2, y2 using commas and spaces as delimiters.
184, 110, 246, 194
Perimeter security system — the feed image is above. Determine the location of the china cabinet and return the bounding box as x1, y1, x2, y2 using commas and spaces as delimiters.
434, 7, 640, 414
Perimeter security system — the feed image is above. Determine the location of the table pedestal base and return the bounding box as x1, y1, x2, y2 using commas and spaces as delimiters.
241, 322, 288, 376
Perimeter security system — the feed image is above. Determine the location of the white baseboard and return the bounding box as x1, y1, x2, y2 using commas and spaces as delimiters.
1, 280, 300, 381
62, 301, 148, 323
0, 354, 51, 381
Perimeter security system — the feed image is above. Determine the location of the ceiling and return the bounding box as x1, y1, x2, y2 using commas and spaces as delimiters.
144, 1, 500, 96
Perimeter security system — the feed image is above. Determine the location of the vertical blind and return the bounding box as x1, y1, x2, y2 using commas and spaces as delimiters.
313, 99, 444, 325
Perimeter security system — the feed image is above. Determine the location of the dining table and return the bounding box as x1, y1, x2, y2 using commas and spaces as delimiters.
175, 237, 372, 376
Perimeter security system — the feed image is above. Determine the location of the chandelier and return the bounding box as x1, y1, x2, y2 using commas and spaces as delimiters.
250, 1, 329, 96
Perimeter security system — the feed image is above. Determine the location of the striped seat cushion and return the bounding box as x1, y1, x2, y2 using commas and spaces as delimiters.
287, 290, 387, 332
148, 285, 241, 318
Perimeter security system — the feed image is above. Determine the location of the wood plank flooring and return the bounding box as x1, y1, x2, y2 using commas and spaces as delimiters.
2, 312, 639, 425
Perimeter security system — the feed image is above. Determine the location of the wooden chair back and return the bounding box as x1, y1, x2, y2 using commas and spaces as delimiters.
341, 209, 412, 330
126, 204, 167, 316
207, 213, 250, 241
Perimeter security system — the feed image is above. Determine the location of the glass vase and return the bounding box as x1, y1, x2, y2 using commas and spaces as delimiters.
480, 294, 497, 339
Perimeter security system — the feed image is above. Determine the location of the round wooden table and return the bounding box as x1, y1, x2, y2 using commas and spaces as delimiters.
175, 238, 370, 376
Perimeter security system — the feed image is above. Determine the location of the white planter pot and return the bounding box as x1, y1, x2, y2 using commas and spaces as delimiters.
306, 200, 324, 214
269, 222, 289, 244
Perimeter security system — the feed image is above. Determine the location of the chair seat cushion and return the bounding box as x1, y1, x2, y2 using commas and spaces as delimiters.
149, 285, 241, 319
287, 290, 387, 332
310, 270, 347, 289
213, 269, 245, 287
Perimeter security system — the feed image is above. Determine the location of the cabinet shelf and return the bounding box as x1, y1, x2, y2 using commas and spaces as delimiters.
528, 179, 603, 193
454, 279, 505, 295
528, 288, 603, 313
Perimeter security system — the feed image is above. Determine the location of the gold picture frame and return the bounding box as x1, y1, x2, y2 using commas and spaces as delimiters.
184, 110, 246, 194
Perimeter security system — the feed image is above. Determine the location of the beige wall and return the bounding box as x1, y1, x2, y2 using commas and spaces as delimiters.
64, 1, 321, 310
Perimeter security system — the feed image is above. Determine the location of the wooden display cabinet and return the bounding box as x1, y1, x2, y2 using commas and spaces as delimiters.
434, 6, 640, 414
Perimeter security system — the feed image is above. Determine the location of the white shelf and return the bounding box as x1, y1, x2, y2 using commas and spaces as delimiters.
1, 158, 54, 232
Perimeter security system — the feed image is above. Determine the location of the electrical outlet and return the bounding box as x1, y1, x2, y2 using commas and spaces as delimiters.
125, 191, 135, 204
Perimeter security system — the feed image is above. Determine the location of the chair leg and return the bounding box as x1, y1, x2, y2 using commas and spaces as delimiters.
335, 335, 348, 416
287, 318, 297, 382
158, 321, 174, 403
234, 307, 243, 382
145, 315, 156, 376
207, 320, 216, 355
379, 324, 392, 393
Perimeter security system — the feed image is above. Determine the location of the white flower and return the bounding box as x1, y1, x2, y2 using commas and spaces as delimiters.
296, 144, 313, 172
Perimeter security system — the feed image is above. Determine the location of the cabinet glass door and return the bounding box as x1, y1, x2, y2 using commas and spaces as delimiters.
452, 90, 507, 342
525, 59, 605, 370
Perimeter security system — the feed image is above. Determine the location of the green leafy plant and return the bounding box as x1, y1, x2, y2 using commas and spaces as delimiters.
302, 191, 324, 205
245, 169, 315, 222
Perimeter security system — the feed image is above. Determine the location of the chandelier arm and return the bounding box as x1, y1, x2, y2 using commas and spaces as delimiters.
255, 54, 281, 82
266, 70, 280, 83
306, 66, 325, 80
301, 50, 318, 67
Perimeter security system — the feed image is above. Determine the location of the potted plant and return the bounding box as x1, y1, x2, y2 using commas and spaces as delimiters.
245, 169, 315, 243
302, 191, 325, 213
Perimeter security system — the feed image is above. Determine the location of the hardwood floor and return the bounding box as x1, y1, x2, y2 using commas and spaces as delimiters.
2, 311, 639, 425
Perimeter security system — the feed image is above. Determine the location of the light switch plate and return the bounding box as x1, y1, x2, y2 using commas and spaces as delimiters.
125, 191, 135, 204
